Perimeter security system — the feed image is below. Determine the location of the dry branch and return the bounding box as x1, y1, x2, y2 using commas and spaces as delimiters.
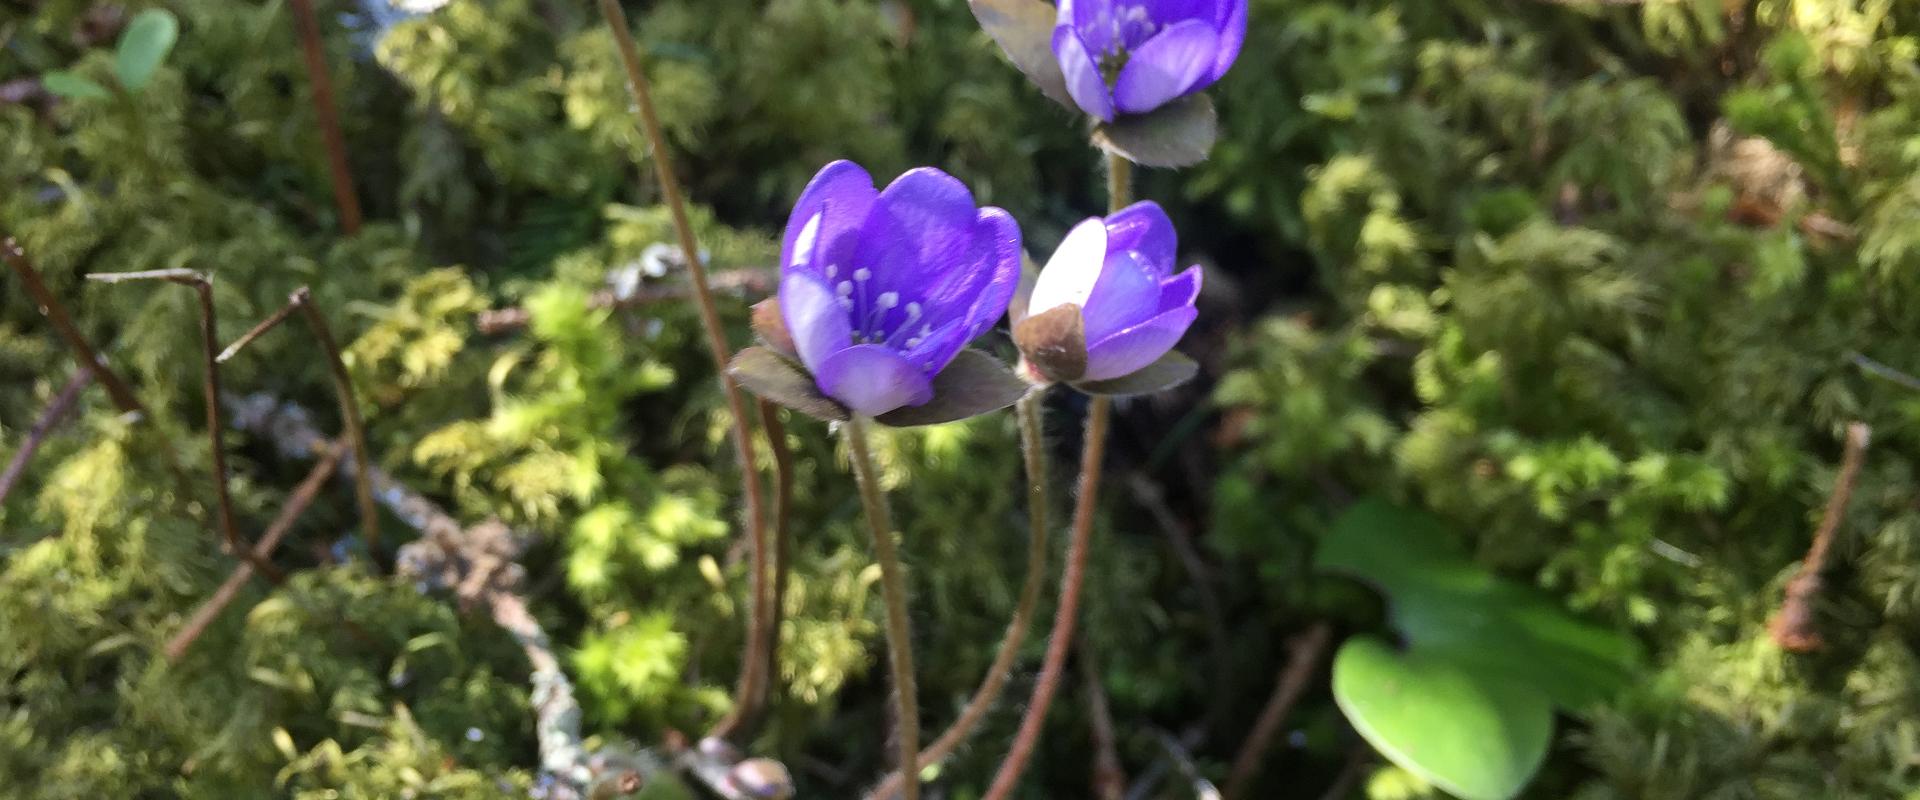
0, 369, 93, 507
286, 0, 362, 233
1770, 422, 1871, 652
474, 269, 774, 336
1223, 623, 1334, 800
2, 235, 147, 414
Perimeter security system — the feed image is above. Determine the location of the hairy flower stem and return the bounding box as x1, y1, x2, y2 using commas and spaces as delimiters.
597, 0, 774, 738
866, 390, 1052, 800
844, 416, 921, 800
983, 150, 1132, 800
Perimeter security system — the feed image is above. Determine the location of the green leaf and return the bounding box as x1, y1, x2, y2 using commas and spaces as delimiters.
1315, 500, 1641, 710
968, 0, 1076, 111
875, 349, 1029, 427
1073, 351, 1199, 396
727, 347, 848, 423
1093, 94, 1218, 168
41, 71, 110, 100
115, 9, 180, 91
1332, 636, 1553, 800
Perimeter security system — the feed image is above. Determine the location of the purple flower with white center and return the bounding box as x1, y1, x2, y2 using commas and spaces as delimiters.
775, 160, 1022, 418
1019, 200, 1200, 383
1052, 0, 1247, 122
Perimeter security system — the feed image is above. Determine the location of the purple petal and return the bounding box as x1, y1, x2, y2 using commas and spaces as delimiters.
1143, 0, 1218, 22
853, 168, 980, 303
891, 207, 1019, 371
1112, 19, 1217, 115
783, 161, 876, 279
816, 344, 935, 417
1084, 305, 1198, 381
1158, 265, 1202, 312
780, 273, 851, 375
1209, 0, 1246, 83
1052, 26, 1114, 122
1104, 201, 1177, 269
900, 318, 974, 375
1081, 250, 1162, 343
954, 207, 1022, 339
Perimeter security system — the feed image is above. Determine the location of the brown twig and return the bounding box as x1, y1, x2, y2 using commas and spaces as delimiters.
984, 395, 1113, 800
1224, 623, 1335, 800
596, 0, 773, 747
0, 369, 93, 507
867, 390, 1052, 800
216, 287, 380, 554
474, 269, 775, 336
710, 400, 794, 739
285, 0, 362, 234
1080, 640, 1127, 800
2, 235, 146, 414
1770, 422, 1872, 652
87, 269, 284, 581
163, 436, 347, 661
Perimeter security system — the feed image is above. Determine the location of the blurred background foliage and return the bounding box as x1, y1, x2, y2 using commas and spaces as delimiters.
4, 0, 1920, 797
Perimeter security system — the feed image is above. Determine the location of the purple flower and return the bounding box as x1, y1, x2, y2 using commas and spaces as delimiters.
777, 161, 1022, 417
1022, 201, 1200, 382
1052, 0, 1247, 121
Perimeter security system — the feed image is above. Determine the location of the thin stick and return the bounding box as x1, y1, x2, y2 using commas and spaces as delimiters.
163, 437, 347, 661
983, 395, 1112, 800
845, 416, 921, 800
292, 289, 380, 554
286, 0, 362, 233
1080, 640, 1126, 800
87, 269, 284, 581
597, 0, 772, 744
1223, 623, 1334, 800
216, 298, 301, 363
1770, 422, 1871, 652
0, 369, 93, 507
475, 270, 774, 336
712, 400, 794, 740
2, 235, 146, 414
867, 389, 1052, 800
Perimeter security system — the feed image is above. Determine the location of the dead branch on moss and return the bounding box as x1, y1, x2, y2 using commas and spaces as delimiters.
1770, 422, 1871, 652
474, 269, 774, 336
285, 0, 362, 234
1223, 623, 1334, 800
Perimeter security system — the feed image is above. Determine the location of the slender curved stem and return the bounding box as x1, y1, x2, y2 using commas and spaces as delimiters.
597, 0, 772, 737
983, 149, 1131, 799
866, 390, 1052, 800
293, 289, 380, 556
286, 0, 361, 233
845, 416, 921, 800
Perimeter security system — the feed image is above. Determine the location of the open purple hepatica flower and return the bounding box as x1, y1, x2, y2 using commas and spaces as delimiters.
1013, 200, 1200, 394
1054, 0, 1246, 122
730, 160, 1029, 426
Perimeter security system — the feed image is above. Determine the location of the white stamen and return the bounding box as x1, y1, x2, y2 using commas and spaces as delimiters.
854, 267, 872, 282
826, 264, 838, 278
836, 280, 853, 296
837, 297, 854, 310
877, 292, 899, 309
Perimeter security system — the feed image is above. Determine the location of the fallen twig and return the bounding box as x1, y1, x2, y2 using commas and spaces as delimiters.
1223, 623, 1334, 800
88, 268, 283, 581
225, 394, 787, 800
1770, 422, 1871, 652
0, 369, 93, 507
474, 270, 775, 336
2, 235, 146, 414
163, 436, 348, 661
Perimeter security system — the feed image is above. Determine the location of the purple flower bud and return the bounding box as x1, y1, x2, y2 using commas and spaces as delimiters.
778, 161, 1022, 417
1052, 0, 1247, 121
1024, 201, 1200, 382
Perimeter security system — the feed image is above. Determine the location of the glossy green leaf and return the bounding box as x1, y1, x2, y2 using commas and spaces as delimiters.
1093, 94, 1218, 168
41, 71, 110, 100
1073, 350, 1198, 396
1333, 636, 1553, 800
874, 349, 1029, 427
1315, 500, 1641, 710
115, 9, 180, 91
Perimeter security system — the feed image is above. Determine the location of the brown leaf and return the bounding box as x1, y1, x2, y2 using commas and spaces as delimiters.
1093, 95, 1218, 168
875, 349, 1029, 427
728, 347, 847, 422
1012, 303, 1087, 383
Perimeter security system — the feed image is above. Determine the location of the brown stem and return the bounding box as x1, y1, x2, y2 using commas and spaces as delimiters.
983, 395, 1112, 800
597, 0, 772, 743
711, 400, 794, 741
1079, 640, 1126, 800
1770, 421, 1871, 652
866, 389, 1052, 800
1223, 623, 1335, 800
286, 0, 362, 234
87, 269, 284, 581
163, 436, 347, 661
0, 369, 93, 507
2, 235, 146, 414
845, 416, 921, 800
475, 269, 774, 336
292, 289, 380, 555
215, 297, 302, 363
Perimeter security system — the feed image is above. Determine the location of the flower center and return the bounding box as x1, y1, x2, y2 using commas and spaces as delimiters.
1096, 3, 1158, 57
828, 263, 932, 352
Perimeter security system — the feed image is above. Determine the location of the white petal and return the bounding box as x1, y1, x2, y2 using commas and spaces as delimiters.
1029, 217, 1110, 314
